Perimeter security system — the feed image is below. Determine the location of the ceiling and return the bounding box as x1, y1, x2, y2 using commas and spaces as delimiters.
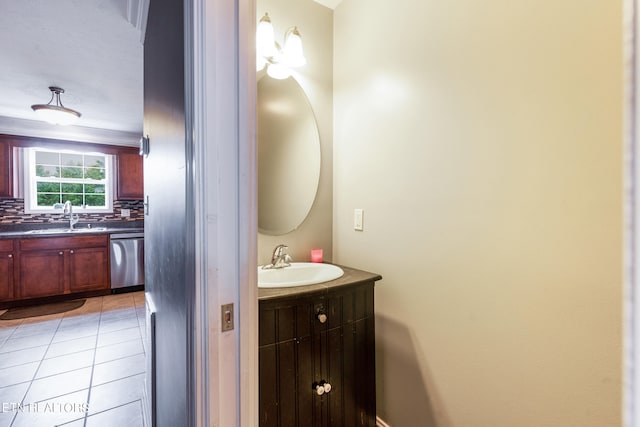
312, 0, 343, 8
0, 0, 144, 138
0, 0, 342, 144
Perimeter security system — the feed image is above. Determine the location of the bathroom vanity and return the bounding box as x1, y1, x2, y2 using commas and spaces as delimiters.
258, 266, 381, 427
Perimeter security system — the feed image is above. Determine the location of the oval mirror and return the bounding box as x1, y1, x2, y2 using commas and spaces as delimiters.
257, 76, 321, 235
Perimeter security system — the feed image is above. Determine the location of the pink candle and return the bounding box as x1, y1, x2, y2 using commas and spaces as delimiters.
311, 248, 323, 263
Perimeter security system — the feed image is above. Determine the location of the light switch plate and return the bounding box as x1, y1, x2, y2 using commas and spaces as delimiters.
354, 209, 364, 231
221, 303, 234, 332
120, 208, 131, 217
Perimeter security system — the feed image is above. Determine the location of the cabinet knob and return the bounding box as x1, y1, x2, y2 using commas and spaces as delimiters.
70, 250, 74, 254
7, 254, 12, 258
59, 251, 63, 255
314, 381, 332, 395
317, 313, 327, 324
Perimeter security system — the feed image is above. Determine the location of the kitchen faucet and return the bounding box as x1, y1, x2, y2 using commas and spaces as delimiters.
63, 200, 79, 230
263, 244, 292, 269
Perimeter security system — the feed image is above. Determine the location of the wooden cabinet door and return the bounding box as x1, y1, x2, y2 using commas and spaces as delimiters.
259, 297, 315, 427
329, 283, 376, 426
19, 250, 65, 298
259, 336, 314, 427
0, 253, 14, 301
68, 246, 109, 292
0, 139, 12, 198
117, 150, 143, 200
323, 318, 376, 427
313, 284, 377, 427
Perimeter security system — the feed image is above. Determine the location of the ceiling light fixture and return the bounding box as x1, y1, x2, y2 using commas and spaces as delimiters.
257, 13, 307, 80
31, 86, 81, 126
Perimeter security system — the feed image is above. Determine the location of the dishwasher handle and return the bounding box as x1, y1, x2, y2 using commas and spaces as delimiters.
111, 233, 144, 239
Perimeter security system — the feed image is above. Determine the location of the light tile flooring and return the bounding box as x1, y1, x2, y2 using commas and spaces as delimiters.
0, 292, 146, 427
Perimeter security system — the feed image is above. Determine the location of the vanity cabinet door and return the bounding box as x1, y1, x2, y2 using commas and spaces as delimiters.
259, 335, 314, 427
315, 284, 376, 427
259, 298, 315, 427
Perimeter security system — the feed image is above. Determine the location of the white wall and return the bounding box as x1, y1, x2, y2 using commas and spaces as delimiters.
256, 0, 333, 265
333, 0, 623, 426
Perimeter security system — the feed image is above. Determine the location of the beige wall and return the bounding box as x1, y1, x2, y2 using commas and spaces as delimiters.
256, 0, 333, 265
333, 1, 623, 426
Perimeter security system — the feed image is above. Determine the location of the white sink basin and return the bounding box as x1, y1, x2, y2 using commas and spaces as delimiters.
258, 262, 344, 288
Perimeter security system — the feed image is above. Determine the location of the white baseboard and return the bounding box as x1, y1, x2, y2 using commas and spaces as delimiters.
377, 416, 392, 427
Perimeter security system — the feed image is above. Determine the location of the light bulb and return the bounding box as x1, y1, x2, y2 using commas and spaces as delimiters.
256, 13, 277, 58
282, 27, 306, 68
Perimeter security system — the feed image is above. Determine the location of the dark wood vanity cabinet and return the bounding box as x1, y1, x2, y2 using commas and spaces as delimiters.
259, 280, 377, 427
16, 235, 110, 299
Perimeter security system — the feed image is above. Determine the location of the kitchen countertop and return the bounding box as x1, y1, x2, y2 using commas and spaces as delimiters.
258, 264, 382, 301
0, 222, 144, 239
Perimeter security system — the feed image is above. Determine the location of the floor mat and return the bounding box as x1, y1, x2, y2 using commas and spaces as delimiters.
0, 299, 86, 320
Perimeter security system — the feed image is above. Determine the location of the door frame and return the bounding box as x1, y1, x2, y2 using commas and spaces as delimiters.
189, 0, 257, 425
626, 0, 639, 425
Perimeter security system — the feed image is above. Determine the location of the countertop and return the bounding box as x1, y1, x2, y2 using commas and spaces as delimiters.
0, 222, 144, 239
258, 264, 382, 301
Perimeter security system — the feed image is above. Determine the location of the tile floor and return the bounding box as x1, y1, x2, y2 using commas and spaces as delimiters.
0, 291, 146, 427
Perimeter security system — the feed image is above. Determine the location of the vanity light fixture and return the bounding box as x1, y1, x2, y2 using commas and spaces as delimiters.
256, 13, 307, 80
31, 86, 81, 126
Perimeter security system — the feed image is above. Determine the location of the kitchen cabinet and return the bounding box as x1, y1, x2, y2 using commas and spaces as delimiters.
259, 278, 378, 427
18, 249, 65, 299
68, 246, 110, 293
117, 150, 143, 200
17, 235, 109, 299
0, 139, 12, 198
0, 240, 15, 301
0, 133, 147, 202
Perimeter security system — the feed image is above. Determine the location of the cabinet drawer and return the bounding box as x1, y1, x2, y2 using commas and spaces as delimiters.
0, 239, 14, 252
19, 235, 108, 251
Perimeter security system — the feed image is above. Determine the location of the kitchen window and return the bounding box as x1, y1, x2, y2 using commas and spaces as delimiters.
24, 147, 114, 213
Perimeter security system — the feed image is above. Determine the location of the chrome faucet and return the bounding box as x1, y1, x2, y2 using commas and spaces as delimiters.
263, 244, 292, 269
63, 201, 79, 230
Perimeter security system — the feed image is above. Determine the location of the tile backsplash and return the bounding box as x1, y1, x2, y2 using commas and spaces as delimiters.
0, 198, 144, 225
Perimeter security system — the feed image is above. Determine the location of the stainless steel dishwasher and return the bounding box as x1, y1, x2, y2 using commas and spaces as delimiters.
110, 233, 144, 289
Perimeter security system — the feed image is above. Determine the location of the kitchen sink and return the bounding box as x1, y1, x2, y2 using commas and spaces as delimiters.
26, 227, 108, 234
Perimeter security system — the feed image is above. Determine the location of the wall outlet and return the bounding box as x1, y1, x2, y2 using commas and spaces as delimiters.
354, 209, 364, 231
120, 208, 131, 217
